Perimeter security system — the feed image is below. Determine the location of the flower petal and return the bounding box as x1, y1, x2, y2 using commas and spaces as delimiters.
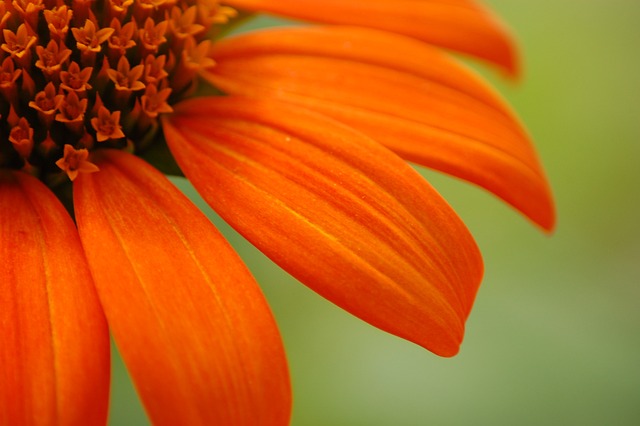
164, 96, 484, 357
224, 0, 518, 74
73, 150, 291, 425
0, 171, 110, 426
206, 26, 555, 231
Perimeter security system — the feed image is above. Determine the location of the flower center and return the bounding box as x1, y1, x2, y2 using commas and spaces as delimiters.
0, 0, 235, 182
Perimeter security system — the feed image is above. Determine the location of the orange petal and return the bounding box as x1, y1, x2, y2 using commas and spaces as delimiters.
206, 26, 555, 231
0, 170, 110, 426
224, 0, 518, 74
164, 96, 484, 357
73, 150, 290, 425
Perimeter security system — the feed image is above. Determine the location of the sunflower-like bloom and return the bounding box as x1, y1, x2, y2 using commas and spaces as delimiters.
0, 0, 555, 424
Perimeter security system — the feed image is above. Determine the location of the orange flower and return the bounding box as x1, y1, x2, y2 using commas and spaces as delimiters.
0, 0, 555, 425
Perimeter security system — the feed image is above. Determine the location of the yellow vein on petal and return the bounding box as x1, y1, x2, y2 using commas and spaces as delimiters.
85, 165, 183, 379
210, 72, 543, 183
95, 158, 254, 406
181, 123, 465, 320
190, 119, 455, 274
184, 113, 477, 313
305, 99, 547, 181
18, 176, 61, 423
203, 122, 440, 263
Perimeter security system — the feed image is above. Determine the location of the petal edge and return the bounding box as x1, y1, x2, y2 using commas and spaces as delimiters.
0, 171, 110, 426
224, 0, 519, 75
207, 26, 555, 231
73, 150, 291, 425
165, 96, 484, 356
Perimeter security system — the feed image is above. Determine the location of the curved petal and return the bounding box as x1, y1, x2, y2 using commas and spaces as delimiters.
223, 0, 518, 74
73, 150, 290, 425
206, 26, 555, 231
0, 171, 110, 426
164, 96, 484, 357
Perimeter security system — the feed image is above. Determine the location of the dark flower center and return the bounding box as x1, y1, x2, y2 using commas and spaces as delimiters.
0, 0, 235, 182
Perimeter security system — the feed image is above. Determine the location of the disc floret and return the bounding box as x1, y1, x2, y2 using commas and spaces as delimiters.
0, 0, 235, 181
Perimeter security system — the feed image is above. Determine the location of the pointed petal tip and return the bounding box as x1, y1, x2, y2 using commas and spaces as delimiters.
437, 344, 461, 359
414, 326, 463, 358
499, 46, 520, 80
540, 211, 557, 235
529, 185, 556, 234
482, 7, 522, 79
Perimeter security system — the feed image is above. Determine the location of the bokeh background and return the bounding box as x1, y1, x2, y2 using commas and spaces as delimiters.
109, 1, 640, 424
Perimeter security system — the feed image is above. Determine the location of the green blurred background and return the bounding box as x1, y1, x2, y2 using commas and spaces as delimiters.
109, 1, 640, 424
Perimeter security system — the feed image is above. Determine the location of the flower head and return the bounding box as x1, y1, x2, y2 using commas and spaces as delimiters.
1, 0, 554, 424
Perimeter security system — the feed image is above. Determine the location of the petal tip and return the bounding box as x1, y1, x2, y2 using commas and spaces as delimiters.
532, 190, 557, 234
420, 329, 463, 358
